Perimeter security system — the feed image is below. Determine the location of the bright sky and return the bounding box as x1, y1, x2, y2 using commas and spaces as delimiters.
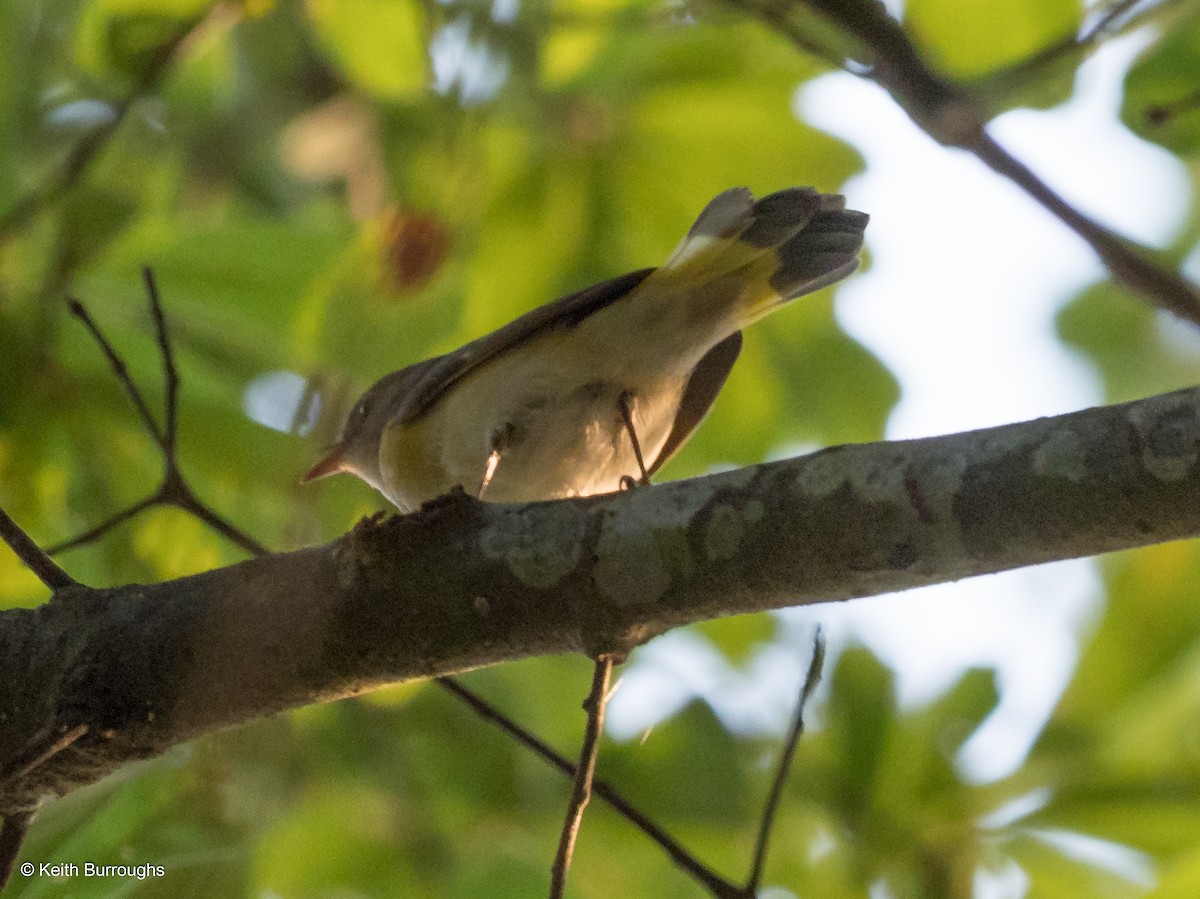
607, 33, 1192, 787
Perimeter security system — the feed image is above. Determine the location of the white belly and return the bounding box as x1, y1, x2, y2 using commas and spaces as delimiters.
439, 371, 681, 502
382, 331, 689, 509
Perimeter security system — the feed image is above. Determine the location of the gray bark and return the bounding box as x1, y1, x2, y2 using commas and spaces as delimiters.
4, 384, 1200, 816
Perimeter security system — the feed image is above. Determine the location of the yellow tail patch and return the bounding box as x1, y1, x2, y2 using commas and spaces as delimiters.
646, 187, 868, 328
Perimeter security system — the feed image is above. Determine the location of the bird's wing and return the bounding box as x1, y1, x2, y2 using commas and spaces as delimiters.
648, 330, 742, 476
392, 267, 655, 425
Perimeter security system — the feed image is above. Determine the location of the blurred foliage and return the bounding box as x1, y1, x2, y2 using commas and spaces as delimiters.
906, 0, 1081, 80
1, 0, 1199, 896
1121, 3, 1200, 158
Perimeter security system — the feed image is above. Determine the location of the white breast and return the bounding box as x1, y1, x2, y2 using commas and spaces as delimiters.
425, 331, 688, 503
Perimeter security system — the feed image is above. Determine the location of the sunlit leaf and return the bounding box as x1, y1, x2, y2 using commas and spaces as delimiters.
1122, 10, 1200, 157
906, 0, 1082, 80
304, 0, 427, 98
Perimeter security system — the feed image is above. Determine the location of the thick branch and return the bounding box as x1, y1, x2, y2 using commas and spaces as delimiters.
5, 385, 1200, 814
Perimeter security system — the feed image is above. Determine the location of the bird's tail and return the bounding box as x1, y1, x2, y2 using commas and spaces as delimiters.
648, 187, 868, 328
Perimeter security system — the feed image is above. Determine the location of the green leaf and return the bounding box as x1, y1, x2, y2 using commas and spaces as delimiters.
906, 0, 1082, 79
1122, 10, 1200, 157
695, 613, 778, 666
1004, 829, 1150, 898
1151, 844, 1200, 898
605, 698, 749, 826
74, 0, 210, 77
1056, 279, 1200, 404
304, 0, 427, 98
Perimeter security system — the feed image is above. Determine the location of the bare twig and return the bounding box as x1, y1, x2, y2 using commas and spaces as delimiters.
143, 268, 179, 456
549, 655, 615, 899
66, 298, 166, 449
46, 496, 159, 556
170, 490, 268, 557
963, 130, 1200, 325
50, 276, 267, 558
745, 630, 826, 893
0, 505, 77, 591
436, 677, 745, 899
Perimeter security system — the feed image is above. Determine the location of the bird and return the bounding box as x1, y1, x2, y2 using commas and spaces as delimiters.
303, 187, 868, 512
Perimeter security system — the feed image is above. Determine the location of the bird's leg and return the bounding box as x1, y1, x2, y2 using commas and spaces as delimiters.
616, 391, 650, 491
479, 449, 501, 499
478, 425, 512, 500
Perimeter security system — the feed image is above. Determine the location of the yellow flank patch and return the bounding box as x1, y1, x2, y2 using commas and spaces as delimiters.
648, 238, 785, 329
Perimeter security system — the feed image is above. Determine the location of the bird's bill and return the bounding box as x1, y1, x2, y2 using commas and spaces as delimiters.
301, 444, 347, 483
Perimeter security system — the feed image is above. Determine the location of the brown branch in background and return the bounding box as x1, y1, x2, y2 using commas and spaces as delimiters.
0, 506, 77, 591
143, 269, 180, 456
728, 0, 1200, 326
66, 296, 166, 449
963, 130, 1200, 324
549, 655, 615, 899
744, 631, 826, 894
49, 269, 267, 558
0, 9, 220, 239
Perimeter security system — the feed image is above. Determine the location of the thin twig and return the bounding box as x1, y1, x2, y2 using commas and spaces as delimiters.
964, 130, 1200, 325
55, 279, 266, 558
44, 495, 158, 555
142, 267, 179, 457
0, 505, 77, 591
436, 677, 745, 899
549, 655, 615, 899
745, 630, 826, 893
0, 811, 33, 891
66, 298, 166, 449
175, 491, 270, 557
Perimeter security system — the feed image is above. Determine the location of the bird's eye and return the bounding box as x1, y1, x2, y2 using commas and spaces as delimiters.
355, 398, 371, 420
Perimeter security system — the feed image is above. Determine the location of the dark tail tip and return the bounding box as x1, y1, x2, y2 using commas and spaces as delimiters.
770, 207, 869, 300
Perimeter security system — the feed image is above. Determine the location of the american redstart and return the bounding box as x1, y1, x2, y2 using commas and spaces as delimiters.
304, 187, 867, 511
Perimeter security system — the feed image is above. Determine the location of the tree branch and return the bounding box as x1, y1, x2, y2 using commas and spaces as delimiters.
49, 276, 267, 559
549, 655, 614, 899
727, 0, 1200, 325
745, 631, 825, 893
0, 507, 77, 591
4, 384, 1200, 818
